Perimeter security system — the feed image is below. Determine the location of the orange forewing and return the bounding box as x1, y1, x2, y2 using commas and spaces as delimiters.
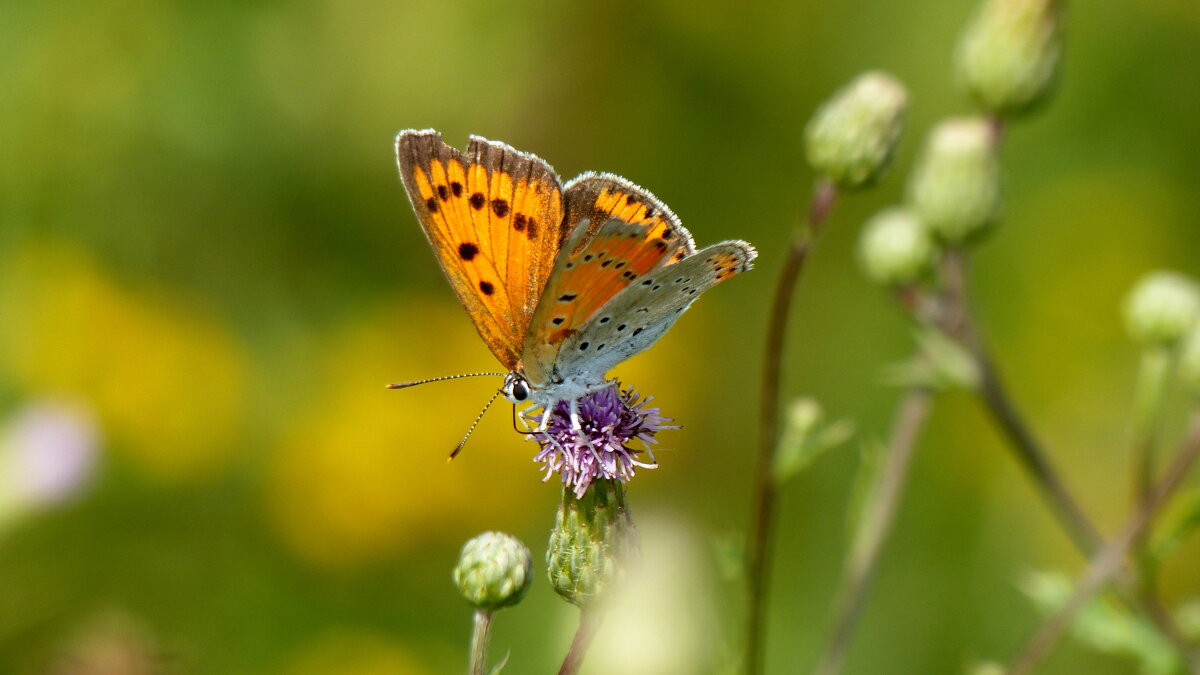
396, 131, 566, 371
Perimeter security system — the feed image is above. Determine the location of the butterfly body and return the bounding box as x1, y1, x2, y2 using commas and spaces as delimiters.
396, 130, 755, 426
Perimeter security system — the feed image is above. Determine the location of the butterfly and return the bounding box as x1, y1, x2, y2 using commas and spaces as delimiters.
393, 129, 756, 449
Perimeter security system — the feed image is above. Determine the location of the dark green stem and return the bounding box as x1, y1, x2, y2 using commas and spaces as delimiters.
1009, 414, 1200, 675
745, 178, 837, 675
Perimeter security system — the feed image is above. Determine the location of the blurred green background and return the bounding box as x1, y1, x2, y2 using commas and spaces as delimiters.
2, 0, 1200, 673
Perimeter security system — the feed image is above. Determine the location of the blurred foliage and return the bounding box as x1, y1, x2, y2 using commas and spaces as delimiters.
1, 0, 1199, 673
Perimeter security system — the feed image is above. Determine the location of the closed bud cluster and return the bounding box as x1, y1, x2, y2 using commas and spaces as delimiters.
453, 531, 533, 611
956, 0, 1064, 118
547, 479, 639, 607
858, 207, 936, 287
805, 71, 909, 190
908, 117, 1000, 244
1123, 271, 1200, 349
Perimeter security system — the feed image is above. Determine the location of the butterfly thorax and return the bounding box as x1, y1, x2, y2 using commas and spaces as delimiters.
501, 370, 609, 410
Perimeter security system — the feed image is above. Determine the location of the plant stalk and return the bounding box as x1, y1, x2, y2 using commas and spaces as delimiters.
745, 178, 837, 675
468, 610, 493, 675
1008, 414, 1200, 675
816, 387, 933, 675
558, 610, 602, 675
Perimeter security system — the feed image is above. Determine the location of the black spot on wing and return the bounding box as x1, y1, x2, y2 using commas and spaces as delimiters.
458, 243, 479, 260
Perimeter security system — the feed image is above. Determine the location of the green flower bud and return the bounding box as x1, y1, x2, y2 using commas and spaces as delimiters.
773, 397, 854, 484
805, 71, 909, 190
908, 117, 1000, 244
956, 0, 1063, 118
858, 206, 935, 287
453, 531, 533, 611
547, 479, 639, 607
1123, 271, 1200, 349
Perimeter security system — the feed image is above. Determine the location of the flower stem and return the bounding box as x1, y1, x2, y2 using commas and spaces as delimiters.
468, 610, 493, 675
1008, 413, 1200, 675
1133, 347, 1173, 508
939, 249, 1104, 553
942, 249, 1198, 663
817, 387, 933, 675
745, 178, 838, 674
557, 609, 602, 675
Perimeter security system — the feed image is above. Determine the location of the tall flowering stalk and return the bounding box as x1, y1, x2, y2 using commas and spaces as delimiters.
746, 70, 908, 675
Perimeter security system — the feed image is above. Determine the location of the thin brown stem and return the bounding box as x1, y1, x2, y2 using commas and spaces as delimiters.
940, 250, 1103, 554
942, 251, 1198, 660
558, 610, 602, 675
1008, 414, 1200, 675
817, 387, 934, 675
745, 178, 838, 675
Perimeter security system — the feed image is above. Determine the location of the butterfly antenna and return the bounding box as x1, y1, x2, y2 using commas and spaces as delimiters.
449, 389, 503, 461
386, 372, 506, 389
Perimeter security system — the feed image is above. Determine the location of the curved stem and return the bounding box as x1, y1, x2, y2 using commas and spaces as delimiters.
940, 250, 1103, 553
1008, 414, 1200, 675
1133, 348, 1173, 505
941, 250, 1198, 663
745, 179, 838, 675
558, 609, 602, 675
817, 387, 933, 675
468, 610, 493, 675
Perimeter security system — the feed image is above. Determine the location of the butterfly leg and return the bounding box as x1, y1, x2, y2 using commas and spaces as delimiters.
533, 404, 552, 433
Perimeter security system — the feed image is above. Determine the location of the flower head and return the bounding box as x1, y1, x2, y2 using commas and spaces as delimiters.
453, 531, 533, 611
1124, 271, 1200, 349
908, 117, 1001, 244
858, 206, 936, 287
805, 71, 909, 190
527, 384, 675, 499
2, 398, 98, 510
956, 0, 1064, 118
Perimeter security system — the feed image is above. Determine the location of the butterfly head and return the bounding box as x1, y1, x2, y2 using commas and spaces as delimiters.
501, 372, 531, 404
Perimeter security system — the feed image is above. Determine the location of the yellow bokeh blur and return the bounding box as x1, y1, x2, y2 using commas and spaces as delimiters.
281, 629, 432, 675
0, 241, 249, 482
266, 298, 536, 569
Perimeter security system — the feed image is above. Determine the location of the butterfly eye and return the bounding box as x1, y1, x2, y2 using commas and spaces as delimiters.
510, 380, 529, 402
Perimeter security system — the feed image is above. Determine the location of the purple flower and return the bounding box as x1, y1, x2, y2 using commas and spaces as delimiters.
527, 384, 677, 498
3, 398, 98, 508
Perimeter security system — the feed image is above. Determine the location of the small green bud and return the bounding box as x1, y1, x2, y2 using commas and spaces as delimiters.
1123, 271, 1200, 348
547, 480, 639, 607
908, 117, 1000, 244
453, 531, 533, 611
774, 397, 854, 484
956, 0, 1063, 118
805, 71, 909, 189
857, 207, 935, 287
